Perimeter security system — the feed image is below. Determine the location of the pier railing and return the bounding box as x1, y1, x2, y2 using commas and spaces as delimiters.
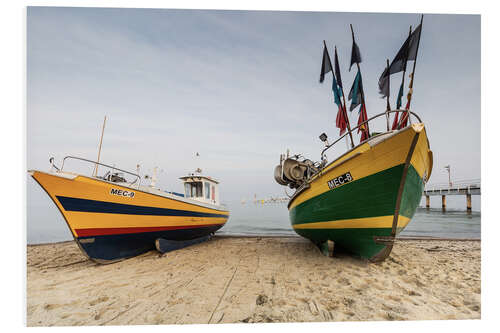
424, 178, 481, 196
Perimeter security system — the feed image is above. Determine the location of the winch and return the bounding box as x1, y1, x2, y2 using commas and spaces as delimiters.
274, 152, 323, 189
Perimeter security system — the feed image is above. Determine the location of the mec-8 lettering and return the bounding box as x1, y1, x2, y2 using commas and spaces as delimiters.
327, 172, 353, 190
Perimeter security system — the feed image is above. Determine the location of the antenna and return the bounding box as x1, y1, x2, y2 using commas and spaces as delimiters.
151, 167, 158, 188
93, 115, 107, 177
150, 167, 164, 189
194, 152, 202, 174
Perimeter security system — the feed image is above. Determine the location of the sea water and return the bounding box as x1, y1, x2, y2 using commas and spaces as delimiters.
218, 198, 481, 239
27, 195, 481, 244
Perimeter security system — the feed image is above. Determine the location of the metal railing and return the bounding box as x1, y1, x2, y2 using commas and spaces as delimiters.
321, 110, 422, 159
58, 156, 141, 185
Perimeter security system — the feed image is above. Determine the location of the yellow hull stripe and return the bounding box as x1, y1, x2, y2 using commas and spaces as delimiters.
65, 211, 228, 230
293, 215, 411, 230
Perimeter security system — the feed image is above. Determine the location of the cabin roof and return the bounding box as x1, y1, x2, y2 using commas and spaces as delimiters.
179, 175, 219, 184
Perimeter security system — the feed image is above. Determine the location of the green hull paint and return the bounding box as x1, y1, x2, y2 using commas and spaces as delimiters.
398, 165, 425, 227
294, 227, 391, 259
290, 164, 424, 259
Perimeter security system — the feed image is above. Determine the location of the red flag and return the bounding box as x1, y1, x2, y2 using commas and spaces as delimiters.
358, 104, 369, 142
391, 110, 400, 130
336, 105, 347, 136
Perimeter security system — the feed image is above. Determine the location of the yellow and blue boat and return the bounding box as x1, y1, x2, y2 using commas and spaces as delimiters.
275, 116, 432, 261
29, 156, 229, 263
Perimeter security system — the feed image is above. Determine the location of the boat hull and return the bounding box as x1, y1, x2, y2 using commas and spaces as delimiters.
289, 123, 432, 261
29, 171, 229, 263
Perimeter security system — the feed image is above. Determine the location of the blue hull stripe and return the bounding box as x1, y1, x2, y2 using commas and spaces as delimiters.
56, 196, 228, 218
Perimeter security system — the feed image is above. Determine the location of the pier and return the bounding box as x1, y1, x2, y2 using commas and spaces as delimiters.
243, 196, 289, 204
423, 179, 480, 212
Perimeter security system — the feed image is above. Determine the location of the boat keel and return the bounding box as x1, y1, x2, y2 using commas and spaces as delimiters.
314, 240, 335, 257
155, 235, 212, 254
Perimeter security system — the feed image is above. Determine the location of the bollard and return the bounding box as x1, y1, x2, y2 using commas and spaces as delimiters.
441, 195, 446, 211
466, 194, 472, 212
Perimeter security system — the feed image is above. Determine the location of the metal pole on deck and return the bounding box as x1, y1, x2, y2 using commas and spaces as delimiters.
385, 59, 391, 131
94, 115, 107, 177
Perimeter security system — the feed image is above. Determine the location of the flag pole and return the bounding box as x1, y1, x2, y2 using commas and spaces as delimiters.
341, 89, 355, 148
393, 25, 413, 131
335, 45, 355, 148
350, 24, 370, 135
385, 59, 391, 131
403, 14, 424, 124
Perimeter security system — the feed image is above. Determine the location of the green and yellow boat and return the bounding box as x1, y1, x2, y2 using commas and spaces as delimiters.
275, 117, 432, 262
274, 17, 432, 261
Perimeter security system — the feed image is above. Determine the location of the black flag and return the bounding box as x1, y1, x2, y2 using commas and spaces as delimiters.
319, 42, 333, 83
349, 40, 362, 71
406, 23, 422, 61
334, 46, 343, 88
379, 23, 422, 80
378, 70, 390, 98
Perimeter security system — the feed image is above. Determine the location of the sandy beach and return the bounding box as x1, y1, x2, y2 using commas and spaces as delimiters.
26, 236, 480, 326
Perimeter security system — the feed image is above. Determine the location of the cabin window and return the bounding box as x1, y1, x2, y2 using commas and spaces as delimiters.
185, 182, 202, 198
204, 182, 210, 199
211, 186, 215, 201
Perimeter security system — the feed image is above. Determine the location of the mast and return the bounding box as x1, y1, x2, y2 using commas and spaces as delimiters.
93, 115, 107, 177
389, 25, 411, 129
385, 59, 391, 131
335, 45, 355, 148
394, 25, 412, 130
349, 24, 370, 135
402, 14, 424, 126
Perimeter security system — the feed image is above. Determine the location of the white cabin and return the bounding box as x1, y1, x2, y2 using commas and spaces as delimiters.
180, 174, 220, 206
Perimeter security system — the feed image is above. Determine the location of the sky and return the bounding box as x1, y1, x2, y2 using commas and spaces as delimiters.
27, 7, 480, 209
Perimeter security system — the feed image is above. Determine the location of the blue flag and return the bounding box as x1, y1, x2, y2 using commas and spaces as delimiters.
331, 74, 343, 108
348, 70, 363, 111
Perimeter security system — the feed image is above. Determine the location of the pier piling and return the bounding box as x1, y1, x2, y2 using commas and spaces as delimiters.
423, 179, 479, 211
